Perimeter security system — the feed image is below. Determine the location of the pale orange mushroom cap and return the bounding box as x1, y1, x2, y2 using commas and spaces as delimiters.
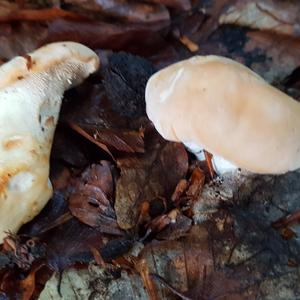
145, 55, 300, 175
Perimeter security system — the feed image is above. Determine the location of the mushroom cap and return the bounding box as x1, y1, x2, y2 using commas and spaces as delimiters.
145, 55, 300, 174
0, 42, 99, 242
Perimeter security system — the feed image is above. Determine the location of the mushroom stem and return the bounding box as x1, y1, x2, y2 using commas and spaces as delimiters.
0, 42, 99, 243
184, 141, 237, 175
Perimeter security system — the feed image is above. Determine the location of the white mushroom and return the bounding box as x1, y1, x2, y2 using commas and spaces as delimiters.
145, 55, 300, 175
0, 42, 99, 243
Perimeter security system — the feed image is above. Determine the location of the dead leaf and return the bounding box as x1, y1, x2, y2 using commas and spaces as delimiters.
186, 167, 205, 199
219, 0, 300, 37
19, 263, 45, 300
135, 258, 159, 300
150, 274, 192, 300
279, 228, 297, 241
171, 167, 205, 207
272, 210, 300, 229
64, 0, 170, 24
21, 192, 69, 237
146, 0, 191, 11
169, 3, 300, 82
146, 213, 174, 235
179, 35, 199, 52
244, 30, 300, 82
51, 128, 89, 168
90, 246, 106, 268
155, 213, 192, 240
0, 6, 87, 22
171, 179, 188, 203
44, 19, 169, 55
137, 226, 244, 300
44, 218, 106, 271
0, 263, 52, 300
115, 129, 188, 229
71, 123, 145, 154
100, 237, 135, 262
69, 162, 122, 236
0, 22, 47, 61
19, 192, 113, 272
62, 82, 146, 157
188, 24, 300, 82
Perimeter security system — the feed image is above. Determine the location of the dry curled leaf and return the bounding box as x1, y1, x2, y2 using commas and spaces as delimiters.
69, 162, 122, 236
62, 80, 147, 157
272, 210, 300, 229
44, 19, 169, 55
19, 263, 45, 300
19, 193, 110, 272
219, 0, 300, 37
65, 0, 170, 24
0, 264, 48, 300
135, 258, 159, 300
179, 35, 199, 52
171, 179, 188, 203
0, 6, 87, 22
148, 215, 171, 234
186, 167, 205, 199
71, 124, 145, 154
115, 129, 188, 230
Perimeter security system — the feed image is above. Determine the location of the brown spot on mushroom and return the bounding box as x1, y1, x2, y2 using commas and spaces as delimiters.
23, 54, 33, 70
45, 116, 55, 127
0, 175, 9, 197
0, 168, 23, 197
3, 138, 22, 150
31, 201, 38, 211
30, 149, 38, 157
